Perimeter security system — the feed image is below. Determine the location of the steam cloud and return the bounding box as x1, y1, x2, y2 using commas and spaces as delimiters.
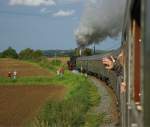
75, 0, 126, 47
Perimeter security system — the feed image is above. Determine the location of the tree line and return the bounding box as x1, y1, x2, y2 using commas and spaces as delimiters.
0, 46, 108, 60
0, 47, 43, 61
0, 47, 95, 60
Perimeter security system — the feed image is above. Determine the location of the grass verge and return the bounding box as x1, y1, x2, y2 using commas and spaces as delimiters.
28, 72, 103, 127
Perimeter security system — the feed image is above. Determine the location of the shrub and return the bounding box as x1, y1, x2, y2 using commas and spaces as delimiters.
19, 48, 43, 61
34, 98, 86, 127
1, 47, 18, 58
50, 59, 61, 66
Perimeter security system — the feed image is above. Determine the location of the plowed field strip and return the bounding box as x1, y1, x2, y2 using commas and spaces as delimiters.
0, 58, 52, 77
0, 85, 66, 127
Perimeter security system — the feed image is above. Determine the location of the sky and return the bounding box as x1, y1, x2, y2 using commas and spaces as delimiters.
0, 0, 121, 52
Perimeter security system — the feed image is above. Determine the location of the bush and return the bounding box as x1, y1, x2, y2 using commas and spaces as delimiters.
84, 113, 104, 127
0, 52, 2, 58
50, 59, 61, 66
19, 48, 43, 61
1, 47, 18, 58
33, 98, 86, 127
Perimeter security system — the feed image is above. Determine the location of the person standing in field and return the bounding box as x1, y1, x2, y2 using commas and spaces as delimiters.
13, 70, 17, 80
57, 69, 60, 75
60, 66, 64, 77
8, 71, 12, 78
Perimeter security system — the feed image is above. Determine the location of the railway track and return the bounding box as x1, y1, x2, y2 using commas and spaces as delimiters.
89, 76, 119, 127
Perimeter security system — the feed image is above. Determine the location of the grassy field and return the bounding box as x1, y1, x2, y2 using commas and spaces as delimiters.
28, 73, 103, 127
0, 58, 103, 127
47, 56, 69, 64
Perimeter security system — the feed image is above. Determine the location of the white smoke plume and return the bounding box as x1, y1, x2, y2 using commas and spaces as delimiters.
75, 0, 126, 47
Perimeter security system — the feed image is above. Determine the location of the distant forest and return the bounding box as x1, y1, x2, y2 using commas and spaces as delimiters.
0, 47, 111, 59
42, 49, 109, 57
42, 49, 74, 57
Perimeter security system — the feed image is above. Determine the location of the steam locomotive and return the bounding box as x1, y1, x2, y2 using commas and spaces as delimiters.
68, 0, 150, 126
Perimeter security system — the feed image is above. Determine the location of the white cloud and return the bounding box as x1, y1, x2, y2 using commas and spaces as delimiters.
9, 0, 56, 6
53, 10, 75, 17
57, 0, 81, 3
40, 8, 52, 14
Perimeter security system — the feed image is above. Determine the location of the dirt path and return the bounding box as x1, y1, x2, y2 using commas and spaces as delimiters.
0, 85, 66, 127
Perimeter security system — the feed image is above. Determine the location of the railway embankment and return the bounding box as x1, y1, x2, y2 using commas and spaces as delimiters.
89, 76, 119, 127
